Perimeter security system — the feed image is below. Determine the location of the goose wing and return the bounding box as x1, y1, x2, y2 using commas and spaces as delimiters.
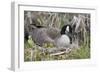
46, 27, 61, 39
31, 28, 54, 46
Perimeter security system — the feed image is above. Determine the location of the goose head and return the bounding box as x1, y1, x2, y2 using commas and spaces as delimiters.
61, 25, 72, 34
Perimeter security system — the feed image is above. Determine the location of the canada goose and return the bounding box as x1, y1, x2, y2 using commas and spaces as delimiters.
30, 24, 72, 48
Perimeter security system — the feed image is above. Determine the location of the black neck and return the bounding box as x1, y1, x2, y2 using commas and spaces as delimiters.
60, 25, 67, 35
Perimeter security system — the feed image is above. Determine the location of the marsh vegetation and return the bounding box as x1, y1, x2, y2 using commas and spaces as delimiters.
24, 11, 90, 61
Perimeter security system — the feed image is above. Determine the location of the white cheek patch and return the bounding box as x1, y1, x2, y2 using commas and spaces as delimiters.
66, 26, 69, 32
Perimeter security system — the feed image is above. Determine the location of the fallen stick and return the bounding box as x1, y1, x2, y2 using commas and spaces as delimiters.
50, 51, 66, 56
